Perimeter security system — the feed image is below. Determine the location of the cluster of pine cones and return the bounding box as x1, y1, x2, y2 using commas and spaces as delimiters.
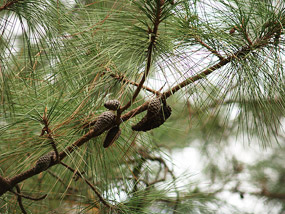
33, 98, 172, 171
94, 99, 122, 148
94, 97, 171, 147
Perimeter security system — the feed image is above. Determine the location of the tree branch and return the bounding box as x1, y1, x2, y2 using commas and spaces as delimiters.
15, 185, 27, 214
162, 51, 242, 99
11, 189, 47, 201
258, 190, 285, 200
120, 0, 164, 112
162, 21, 284, 99
195, 37, 224, 60
40, 107, 59, 162
0, 175, 11, 195
47, 170, 78, 193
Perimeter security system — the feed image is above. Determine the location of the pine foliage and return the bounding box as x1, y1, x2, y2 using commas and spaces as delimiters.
0, 0, 284, 213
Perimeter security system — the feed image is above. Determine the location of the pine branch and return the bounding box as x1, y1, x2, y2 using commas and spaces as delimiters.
257, 191, 285, 200
120, 0, 164, 112
162, 56, 232, 98
122, 101, 150, 121
81, 69, 160, 129
162, 21, 284, 99
0, 175, 11, 196
195, 37, 224, 60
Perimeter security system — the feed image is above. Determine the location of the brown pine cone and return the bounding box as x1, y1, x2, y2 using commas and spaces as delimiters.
34, 151, 56, 173
132, 104, 172, 132
103, 126, 121, 148
131, 114, 148, 131
149, 104, 172, 130
147, 97, 161, 117
132, 97, 161, 131
93, 111, 116, 136
104, 99, 121, 110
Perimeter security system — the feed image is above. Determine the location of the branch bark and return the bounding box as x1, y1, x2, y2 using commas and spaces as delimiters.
16, 185, 27, 214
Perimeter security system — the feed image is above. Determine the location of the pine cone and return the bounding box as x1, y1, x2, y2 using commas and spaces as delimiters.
34, 151, 56, 173
149, 104, 172, 130
104, 99, 121, 110
103, 126, 121, 148
93, 111, 116, 136
147, 98, 161, 117
132, 104, 172, 132
131, 114, 149, 131
132, 98, 161, 131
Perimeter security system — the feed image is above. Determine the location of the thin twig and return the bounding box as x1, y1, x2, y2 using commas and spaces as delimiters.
47, 170, 66, 185
119, 0, 164, 112
195, 37, 224, 60
60, 161, 112, 209
107, 72, 160, 95
41, 107, 59, 162
47, 170, 78, 192
137, 148, 180, 212
15, 185, 27, 214
11, 189, 47, 201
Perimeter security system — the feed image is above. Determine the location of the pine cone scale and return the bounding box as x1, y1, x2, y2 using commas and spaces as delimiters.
93, 111, 116, 136
104, 99, 121, 110
34, 151, 56, 173
147, 98, 161, 117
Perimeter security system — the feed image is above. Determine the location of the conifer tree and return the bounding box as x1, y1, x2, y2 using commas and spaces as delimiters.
0, 0, 284, 213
